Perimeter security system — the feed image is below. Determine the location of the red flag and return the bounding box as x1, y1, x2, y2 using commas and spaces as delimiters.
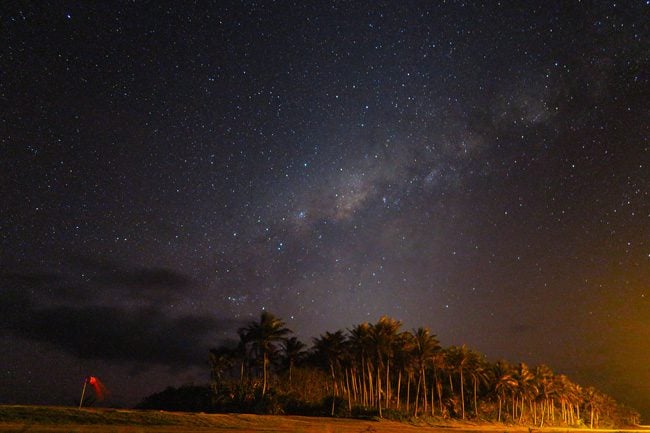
86, 376, 108, 401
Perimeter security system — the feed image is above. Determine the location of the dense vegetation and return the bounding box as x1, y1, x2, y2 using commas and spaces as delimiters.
147, 312, 641, 427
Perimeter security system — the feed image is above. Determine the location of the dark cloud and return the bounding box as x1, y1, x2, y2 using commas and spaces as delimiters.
0, 265, 234, 369
111, 268, 192, 290
68, 257, 194, 300
3, 303, 223, 368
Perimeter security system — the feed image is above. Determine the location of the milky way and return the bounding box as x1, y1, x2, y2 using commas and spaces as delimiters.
1, 1, 649, 418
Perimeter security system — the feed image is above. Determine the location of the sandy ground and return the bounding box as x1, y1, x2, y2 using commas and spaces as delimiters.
0, 411, 646, 433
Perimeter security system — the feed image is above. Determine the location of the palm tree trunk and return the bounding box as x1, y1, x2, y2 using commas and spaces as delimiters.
396, 370, 402, 409
406, 373, 411, 413
385, 358, 390, 410
360, 369, 365, 406
367, 361, 374, 407
431, 380, 435, 416
498, 396, 502, 422
354, 368, 360, 403
262, 352, 268, 396
360, 358, 366, 405
289, 360, 293, 388
330, 362, 336, 416
551, 399, 555, 422
346, 369, 352, 413
422, 367, 428, 414
376, 366, 382, 418
474, 377, 478, 418
460, 368, 465, 419
432, 371, 437, 416
414, 372, 421, 417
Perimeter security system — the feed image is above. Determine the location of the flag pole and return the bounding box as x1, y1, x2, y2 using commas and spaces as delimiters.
78, 378, 88, 409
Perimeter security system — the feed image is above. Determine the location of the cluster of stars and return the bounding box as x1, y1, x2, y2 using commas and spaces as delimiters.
1, 0, 648, 416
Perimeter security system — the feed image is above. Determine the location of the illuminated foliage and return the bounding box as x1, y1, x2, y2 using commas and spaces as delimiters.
204, 312, 640, 426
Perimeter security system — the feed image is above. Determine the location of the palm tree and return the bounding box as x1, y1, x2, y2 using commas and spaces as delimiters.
514, 362, 537, 423
207, 317, 638, 424
371, 316, 402, 416
240, 311, 291, 396
348, 323, 373, 407
235, 328, 251, 384
467, 350, 490, 418
209, 345, 236, 386
493, 360, 517, 422
583, 386, 608, 429
554, 374, 582, 425
533, 364, 554, 426
313, 330, 347, 416
431, 351, 447, 416
446, 345, 472, 419
392, 331, 415, 411
411, 327, 440, 417
281, 337, 307, 387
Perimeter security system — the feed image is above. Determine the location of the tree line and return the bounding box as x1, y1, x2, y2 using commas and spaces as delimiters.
205, 312, 639, 426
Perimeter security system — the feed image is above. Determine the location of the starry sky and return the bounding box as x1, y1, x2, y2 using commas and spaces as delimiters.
1, 0, 649, 419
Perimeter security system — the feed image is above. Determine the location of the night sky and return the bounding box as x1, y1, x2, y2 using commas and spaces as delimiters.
1, 1, 649, 419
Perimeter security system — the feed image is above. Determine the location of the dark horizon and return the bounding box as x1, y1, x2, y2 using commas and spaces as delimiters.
1, 0, 648, 421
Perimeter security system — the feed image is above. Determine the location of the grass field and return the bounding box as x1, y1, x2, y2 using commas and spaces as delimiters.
0, 405, 645, 433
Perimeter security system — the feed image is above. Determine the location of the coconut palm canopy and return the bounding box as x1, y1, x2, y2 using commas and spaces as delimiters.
209, 314, 640, 426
